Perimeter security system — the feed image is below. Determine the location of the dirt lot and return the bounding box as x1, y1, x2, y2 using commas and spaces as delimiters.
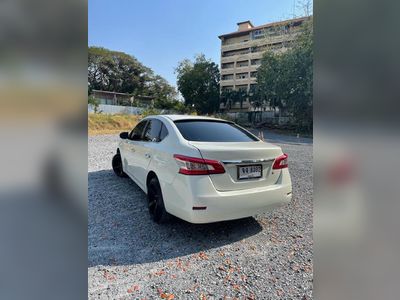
88, 133, 313, 299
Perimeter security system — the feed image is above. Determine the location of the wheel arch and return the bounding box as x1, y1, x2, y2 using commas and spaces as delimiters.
146, 171, 158, 189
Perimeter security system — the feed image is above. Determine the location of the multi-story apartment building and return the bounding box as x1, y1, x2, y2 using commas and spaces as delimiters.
218, 17, 308, 112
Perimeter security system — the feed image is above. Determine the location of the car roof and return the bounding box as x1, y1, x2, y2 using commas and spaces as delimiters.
153, 114, 227, 122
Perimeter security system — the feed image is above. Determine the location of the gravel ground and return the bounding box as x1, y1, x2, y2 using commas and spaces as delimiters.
88, 133, 313, 299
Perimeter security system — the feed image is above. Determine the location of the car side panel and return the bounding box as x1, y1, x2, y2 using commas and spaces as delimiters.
118, 141, 147, 192
131, 141, 152, 188
118, 140, 132, 174
144, 134, 203, 206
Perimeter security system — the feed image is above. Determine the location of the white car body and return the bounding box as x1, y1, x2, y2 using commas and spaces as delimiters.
117, 115, 292, 223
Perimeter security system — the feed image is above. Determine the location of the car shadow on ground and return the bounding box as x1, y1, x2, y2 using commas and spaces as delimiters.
88, 170, 263, 267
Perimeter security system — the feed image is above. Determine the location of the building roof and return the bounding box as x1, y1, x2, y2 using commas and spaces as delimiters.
92, 90, 131, 96
237, 20, 254, 27
92, 90, 155, 100
218, 16, 310, 39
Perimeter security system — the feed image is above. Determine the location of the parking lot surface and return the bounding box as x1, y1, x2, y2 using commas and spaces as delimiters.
88, 133, 313, 299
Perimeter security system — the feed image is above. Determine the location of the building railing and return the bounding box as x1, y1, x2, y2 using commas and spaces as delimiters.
221, 32, 298, 52
221, 52, 264, 64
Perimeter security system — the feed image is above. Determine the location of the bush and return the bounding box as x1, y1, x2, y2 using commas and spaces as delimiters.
88, 96, 100, 113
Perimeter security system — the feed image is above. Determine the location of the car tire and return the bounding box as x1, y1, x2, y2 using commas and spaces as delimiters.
147, 177, 169, 223
112, 153, 128, 177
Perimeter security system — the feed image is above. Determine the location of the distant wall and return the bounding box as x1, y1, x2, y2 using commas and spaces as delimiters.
226, 111, 290, 125
88, 104, 144, 115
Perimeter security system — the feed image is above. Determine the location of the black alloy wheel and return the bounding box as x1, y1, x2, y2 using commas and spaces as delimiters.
112, 153, 127, 177
147, 177, 169, 223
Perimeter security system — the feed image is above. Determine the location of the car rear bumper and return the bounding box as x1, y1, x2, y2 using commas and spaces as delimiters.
161, 169, 292, 224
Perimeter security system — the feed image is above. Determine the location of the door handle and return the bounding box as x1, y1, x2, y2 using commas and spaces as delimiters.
145, 153, 151, 159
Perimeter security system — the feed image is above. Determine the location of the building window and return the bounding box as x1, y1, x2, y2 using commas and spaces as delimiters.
236, 60, 249, 67
250, 71, 257, 78
222, 48, 250, 57
252, 29, 265, 39
222, 86, 234, 92
236, 85, 248, 92
222, 62, 234, 69
236, 73, 248, 79
251, 59, 261, 65
222, 74, 234, 80
251, 45, 268, 53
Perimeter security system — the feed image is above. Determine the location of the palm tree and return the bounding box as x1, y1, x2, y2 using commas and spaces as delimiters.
238, 89, 248, 109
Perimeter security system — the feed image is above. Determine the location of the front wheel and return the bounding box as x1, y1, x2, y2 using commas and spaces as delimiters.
112, 153, 127, 177
147, 177, 169, 223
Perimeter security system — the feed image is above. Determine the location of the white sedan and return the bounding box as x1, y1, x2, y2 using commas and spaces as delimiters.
112, 115, 292, 224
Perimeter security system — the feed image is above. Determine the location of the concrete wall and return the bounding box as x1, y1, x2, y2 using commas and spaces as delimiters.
88, 104, 144, 115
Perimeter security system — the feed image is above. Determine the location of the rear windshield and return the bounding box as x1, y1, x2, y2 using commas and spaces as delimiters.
174, 120, 258, 142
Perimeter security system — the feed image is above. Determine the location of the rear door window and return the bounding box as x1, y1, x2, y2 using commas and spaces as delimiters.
174, 120, 258, 142
159, 123, 168, 141
143, 119, 163, 142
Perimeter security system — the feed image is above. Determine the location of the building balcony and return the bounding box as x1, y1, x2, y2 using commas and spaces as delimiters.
220, 68, 235, 75
221, 32, 298, 52
221, 53, 250, 64
234, 78, 251, 86
220, 65, 259, 76
221, 51, 265, 64
220, 79, 235, 86
220, 77, 257, 89
220, 100, 251, 111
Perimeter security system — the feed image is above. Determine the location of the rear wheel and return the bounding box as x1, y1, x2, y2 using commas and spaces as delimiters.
112, 153, 127, 177
147, 177, 169, 223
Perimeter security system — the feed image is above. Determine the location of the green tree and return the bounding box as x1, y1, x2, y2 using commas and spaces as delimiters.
88, 47, 148, 94
257, 52, 285, 111
248, 85, 264, 109
88, 46, 178, 105
256, 18, 313, 132
88, 96, 100, 113
145, 75, 178, 107
175, 54, 220, 114
285, 19, 313, 132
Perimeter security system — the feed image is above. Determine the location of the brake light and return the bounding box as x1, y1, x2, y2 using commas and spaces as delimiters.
273, 153, 288, 169
173, 154, 225, 175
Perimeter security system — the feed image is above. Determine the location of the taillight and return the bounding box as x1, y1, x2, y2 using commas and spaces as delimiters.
173, 154, 225, 175
273, 153, 288, 169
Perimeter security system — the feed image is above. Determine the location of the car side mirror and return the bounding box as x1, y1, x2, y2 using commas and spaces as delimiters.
119, 132, 129, 139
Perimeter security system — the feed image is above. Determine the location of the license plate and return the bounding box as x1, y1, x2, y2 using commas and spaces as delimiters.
238, 164, 262, 180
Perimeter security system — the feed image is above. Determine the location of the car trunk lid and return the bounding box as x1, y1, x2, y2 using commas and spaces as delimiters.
189, 141, 283, 191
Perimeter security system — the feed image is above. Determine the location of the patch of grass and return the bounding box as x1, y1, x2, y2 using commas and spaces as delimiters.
88, 113, 140, 135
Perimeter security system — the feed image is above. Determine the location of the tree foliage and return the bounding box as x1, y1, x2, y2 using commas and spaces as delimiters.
175, 54, 220, 114
221, 89, 248, 110
256, 19, 313, 132
88, 96, 100, 113
88, 46, 178, 105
